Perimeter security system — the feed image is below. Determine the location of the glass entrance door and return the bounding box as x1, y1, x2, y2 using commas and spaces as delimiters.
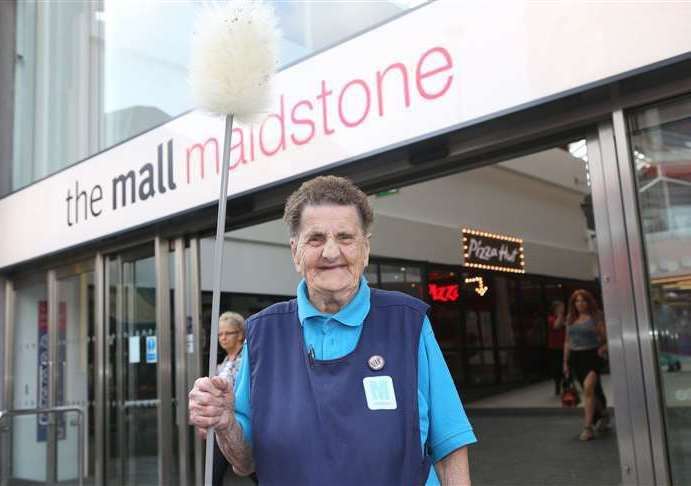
105, 246, 166, 486
629, 95, 691, 485
103, 238, 200, 486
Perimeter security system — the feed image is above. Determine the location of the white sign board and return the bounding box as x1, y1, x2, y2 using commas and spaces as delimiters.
128, 336, 141, 364
1, 0, 690, 269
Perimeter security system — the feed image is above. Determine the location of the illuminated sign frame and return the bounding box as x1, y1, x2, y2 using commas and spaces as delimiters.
461, 228, 526, 274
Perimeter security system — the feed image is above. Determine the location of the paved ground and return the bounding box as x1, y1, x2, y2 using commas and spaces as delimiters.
464, 379, 621, 485
466, 375, 614, 409
467, 410, 621, 486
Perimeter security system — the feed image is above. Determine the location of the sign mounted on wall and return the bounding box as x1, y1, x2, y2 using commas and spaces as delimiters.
1, 1, 690, 269
462, 228, 526, 274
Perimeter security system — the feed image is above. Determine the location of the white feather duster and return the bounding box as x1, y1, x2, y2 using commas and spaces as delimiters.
190, 6, 280, 483
189, 0, 279, 120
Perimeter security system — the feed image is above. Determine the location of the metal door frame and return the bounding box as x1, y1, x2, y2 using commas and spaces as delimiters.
171, 235, 204, 485
0, 279, 14, 486
189, 236, 204, 485
173, 237, 189, 484
588, 122, 670, 485
99, 237, 202, 486
50, 259, 96, 484
1, 260, 97, 486
102, 242, 173, 485
1, 273, 44, 485
611, 109, 671, 486
154, 236, 173, 485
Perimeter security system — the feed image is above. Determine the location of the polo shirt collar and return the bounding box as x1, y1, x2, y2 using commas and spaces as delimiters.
296, 277, 370, 327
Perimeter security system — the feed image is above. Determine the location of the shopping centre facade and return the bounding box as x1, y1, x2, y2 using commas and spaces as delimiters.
1, 1, 691, 485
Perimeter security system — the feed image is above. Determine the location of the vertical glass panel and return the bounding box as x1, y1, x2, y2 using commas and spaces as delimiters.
518, 279, 544, 347
629, 95, 691, 485
464, 310, 494, 349
168, 250, 181, 484
498, 350, 523, 383
10, 278, 48, 482
106, 253, 159, 485
56, 271, 95, 483
466, 348, 495, 386
494, 276, 518, 347
380, 263, 424, 298
183, 246, 201, 485
12, 1, 95, 191
184, 247, 198, 393
106, 257, 120, 485
125, 255, 158, 485
429, 304, 461, 349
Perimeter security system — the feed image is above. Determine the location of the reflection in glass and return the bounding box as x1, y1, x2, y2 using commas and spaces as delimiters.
494, 277, 517, 347
10, 1, 429, 195
380, 263, 424, 298
630, 95, 691, 485
56, 272, 95, 483
9, 278, 48, 482
107, 254, 160, 485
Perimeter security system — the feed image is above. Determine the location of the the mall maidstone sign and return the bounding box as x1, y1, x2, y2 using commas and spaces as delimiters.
1, 0, 690, 268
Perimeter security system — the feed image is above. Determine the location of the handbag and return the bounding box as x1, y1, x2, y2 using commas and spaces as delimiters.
561, 375, 580, 408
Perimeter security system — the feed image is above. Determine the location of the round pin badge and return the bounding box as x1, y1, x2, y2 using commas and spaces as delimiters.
368, 355, 385, 371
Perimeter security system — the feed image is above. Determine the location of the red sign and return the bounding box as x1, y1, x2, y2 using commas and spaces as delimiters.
428, 283, 460, 303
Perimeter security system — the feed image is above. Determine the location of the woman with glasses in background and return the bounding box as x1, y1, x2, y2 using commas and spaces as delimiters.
213, 311, 246, 486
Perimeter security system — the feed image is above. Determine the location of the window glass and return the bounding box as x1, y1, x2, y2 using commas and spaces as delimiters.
11, 277, 48, 482
380, 263, 424, 298
467, 349, 496, 386
518, 279, 544, 347
427, 268, 461, 350
494, 276, 518, 347
629, 94, 691, 486
9, 1, 429, 195
364, 264, 379, 287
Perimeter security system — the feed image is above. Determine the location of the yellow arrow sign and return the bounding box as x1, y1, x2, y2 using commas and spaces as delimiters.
465, 277, 488, 296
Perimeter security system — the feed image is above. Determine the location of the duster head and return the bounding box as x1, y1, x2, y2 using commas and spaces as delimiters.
189, 0, 279, 120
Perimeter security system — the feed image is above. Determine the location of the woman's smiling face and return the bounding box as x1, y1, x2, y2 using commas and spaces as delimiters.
290, 204, 370, 298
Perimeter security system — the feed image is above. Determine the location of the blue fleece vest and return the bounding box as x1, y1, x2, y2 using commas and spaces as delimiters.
247, 288, 432, 486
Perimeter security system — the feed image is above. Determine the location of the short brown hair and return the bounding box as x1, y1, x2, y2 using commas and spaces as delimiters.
283, 176, 373, 237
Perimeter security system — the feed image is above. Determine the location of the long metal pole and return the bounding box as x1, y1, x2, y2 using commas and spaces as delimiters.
204, 113, 234, 486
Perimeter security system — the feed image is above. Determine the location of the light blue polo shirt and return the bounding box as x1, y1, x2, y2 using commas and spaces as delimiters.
233, 278, 476, 485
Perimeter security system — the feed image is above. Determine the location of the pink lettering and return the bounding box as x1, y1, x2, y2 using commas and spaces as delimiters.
416, 46, 453, 100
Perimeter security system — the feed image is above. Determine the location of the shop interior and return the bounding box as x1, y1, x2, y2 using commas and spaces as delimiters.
5, 139, 626, 486
200, 139, 623, 485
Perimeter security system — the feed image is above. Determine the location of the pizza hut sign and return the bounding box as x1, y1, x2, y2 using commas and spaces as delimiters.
462, 228, 526, 274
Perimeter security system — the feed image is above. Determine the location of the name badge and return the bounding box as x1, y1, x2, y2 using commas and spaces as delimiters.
363, 376, 397, 410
